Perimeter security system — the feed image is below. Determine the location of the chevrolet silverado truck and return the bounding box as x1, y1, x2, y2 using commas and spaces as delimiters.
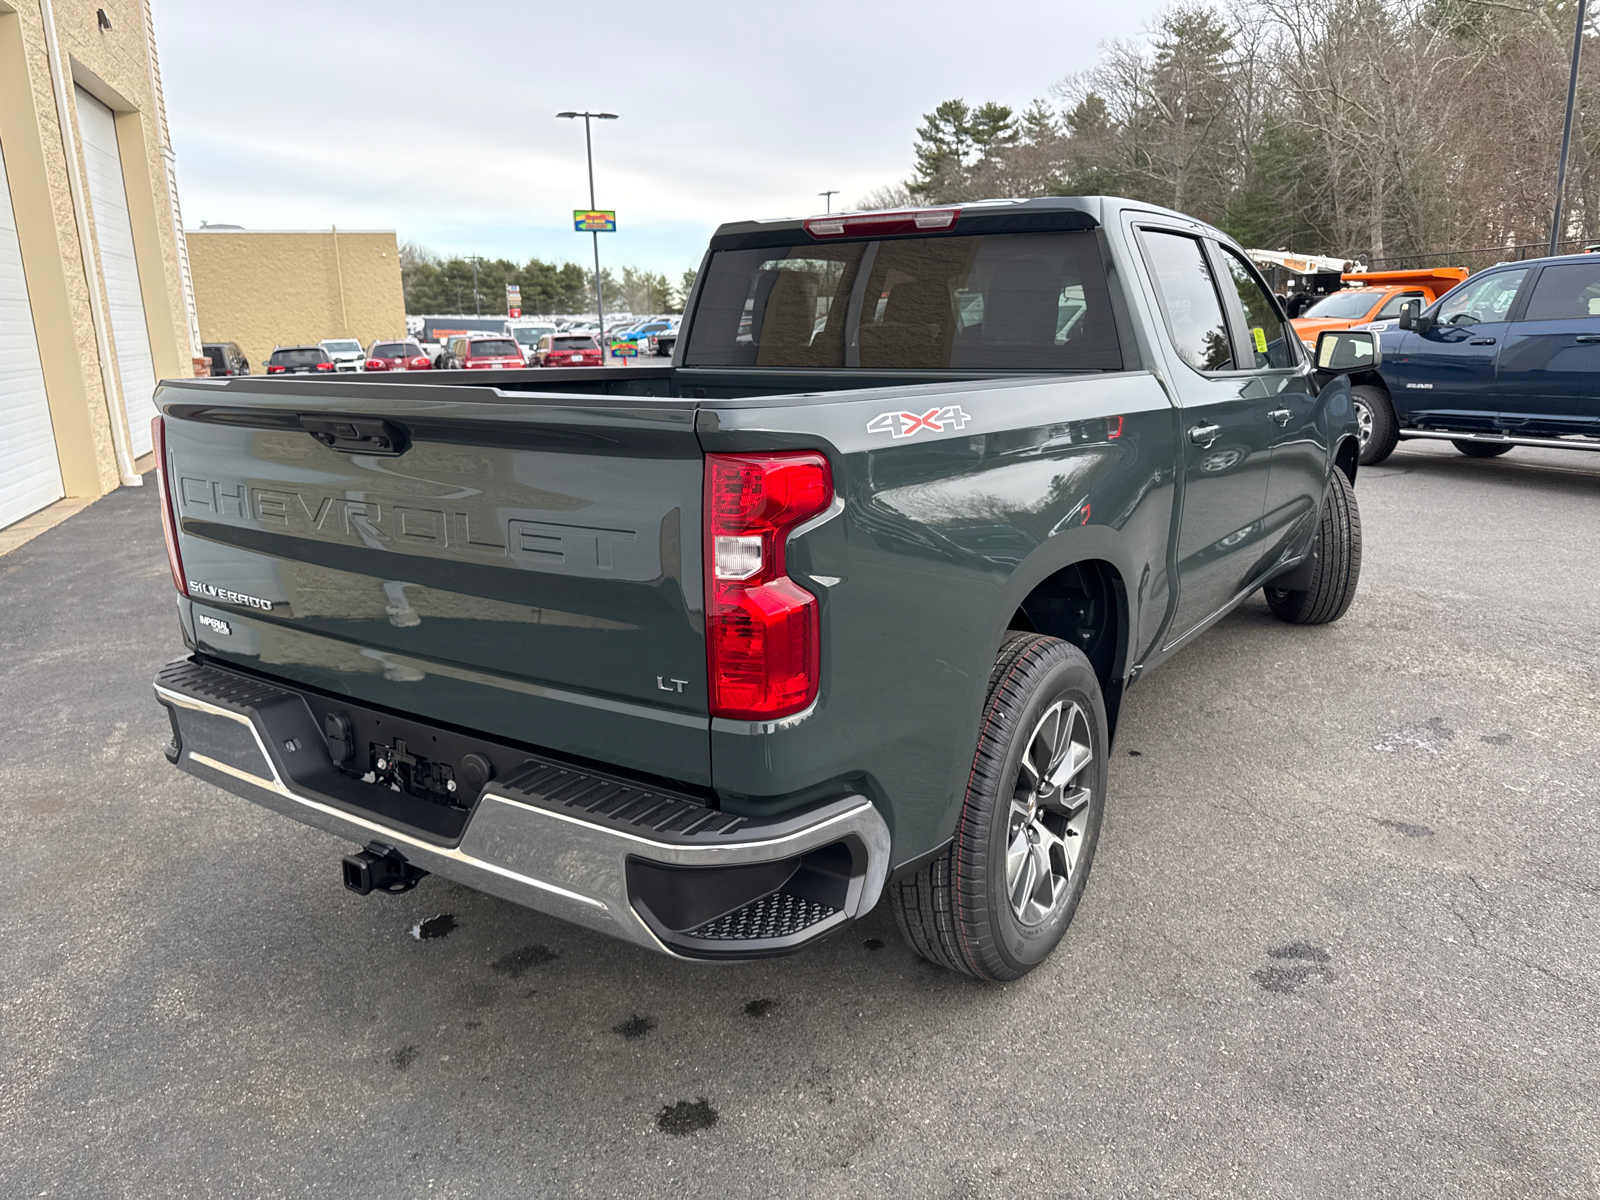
151, 197, 1365, 981
1353, 253, 1600, 465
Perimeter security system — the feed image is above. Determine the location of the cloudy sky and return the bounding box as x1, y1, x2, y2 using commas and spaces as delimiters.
155, 0, 1169, 276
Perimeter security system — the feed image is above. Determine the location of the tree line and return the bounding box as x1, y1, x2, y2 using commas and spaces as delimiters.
401, 243, 697, 316
862, 0, 1600, 267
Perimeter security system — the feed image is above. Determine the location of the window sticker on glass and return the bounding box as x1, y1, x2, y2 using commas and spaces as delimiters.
1252, 326, 1268, 354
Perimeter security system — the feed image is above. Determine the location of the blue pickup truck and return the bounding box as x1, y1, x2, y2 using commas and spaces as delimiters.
1349, 253, 1600, 463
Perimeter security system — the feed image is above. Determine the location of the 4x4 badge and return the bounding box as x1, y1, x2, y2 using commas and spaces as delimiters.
867, 405, 972, 440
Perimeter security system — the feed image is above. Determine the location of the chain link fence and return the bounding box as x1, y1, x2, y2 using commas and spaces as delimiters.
1360, 239, 1597, 277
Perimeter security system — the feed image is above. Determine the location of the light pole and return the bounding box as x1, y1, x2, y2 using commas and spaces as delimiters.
819, 190, 839, 213
557, 110, 618, 341
468, 255, 482, 316
1550, 0, 1589, 256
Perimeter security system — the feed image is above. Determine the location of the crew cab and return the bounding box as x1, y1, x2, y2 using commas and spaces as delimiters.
440, 335, 525, 370
150, 197, 1364, 982
1346, 253, 1600, 463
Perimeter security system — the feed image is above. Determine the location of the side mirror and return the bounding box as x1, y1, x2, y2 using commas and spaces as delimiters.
1397, 300, 1418, 330
1315, 329, 1380, 372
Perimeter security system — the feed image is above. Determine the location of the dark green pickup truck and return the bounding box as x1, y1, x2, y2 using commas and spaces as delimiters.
152, 197, 1364, 981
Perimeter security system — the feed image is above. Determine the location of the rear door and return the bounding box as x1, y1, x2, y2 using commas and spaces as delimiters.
1493, 259, 1600, 434
158, 380, 711, 785
1383, 267, 1528, 430
1132, 223, 1274, 645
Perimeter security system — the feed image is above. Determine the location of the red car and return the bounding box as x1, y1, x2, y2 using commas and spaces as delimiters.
363, 339, 431, 371
442, 335, 525, 370
536, 333, 603, 367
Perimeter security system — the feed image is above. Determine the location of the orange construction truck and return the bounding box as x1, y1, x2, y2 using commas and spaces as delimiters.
1289, 268, 1468, 348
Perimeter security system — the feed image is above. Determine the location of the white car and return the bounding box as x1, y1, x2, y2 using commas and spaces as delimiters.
318, 338, 366, 372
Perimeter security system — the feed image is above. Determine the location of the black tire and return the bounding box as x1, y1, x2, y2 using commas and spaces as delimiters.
1351, 384, 1399, 466
891, 633, 1108, 982
1265, 468, 1362, 625
1452, 439, 1512, 458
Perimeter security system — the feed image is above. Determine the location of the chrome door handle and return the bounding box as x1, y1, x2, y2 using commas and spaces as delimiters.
1468, 337, 1497, 345
1576, 334, 1600, 343
1188, 423, 1221, 446
1268, 408, 1291, 426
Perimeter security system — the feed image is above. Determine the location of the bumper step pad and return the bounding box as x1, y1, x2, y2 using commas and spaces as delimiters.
688, 891, 839, 941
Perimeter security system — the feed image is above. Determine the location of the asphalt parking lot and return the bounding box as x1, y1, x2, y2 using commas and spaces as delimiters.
2, 440, 1596, 1198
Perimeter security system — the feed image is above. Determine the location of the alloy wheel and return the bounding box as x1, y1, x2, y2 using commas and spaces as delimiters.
1354, 398, 1373, 449
1005, 700, 1094, 926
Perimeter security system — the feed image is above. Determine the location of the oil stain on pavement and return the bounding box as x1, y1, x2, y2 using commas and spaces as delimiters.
656, 1098, 718, 1136
410, 914, 457, 940
490, 944, 558, 978
1253, 943, 1335, 994
613, 1014, 656, 1040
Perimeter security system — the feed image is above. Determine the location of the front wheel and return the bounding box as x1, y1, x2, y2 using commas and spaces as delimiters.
1265, 468, 1362, 625
891, 633, 1107, 982
1350, 384, 1399, 465
1453, 439, 1513, 458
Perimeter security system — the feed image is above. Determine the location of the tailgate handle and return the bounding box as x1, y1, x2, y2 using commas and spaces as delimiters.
299, 415, 409, 455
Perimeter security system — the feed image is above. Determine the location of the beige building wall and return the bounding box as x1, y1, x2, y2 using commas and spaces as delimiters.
0, 0, 199, 520
188, 229, 406, 369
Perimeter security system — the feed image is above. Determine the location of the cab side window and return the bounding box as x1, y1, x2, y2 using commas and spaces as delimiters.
1521, 261, 1600, 320
1216, 246, 1296, 369
1436, 269, 1528, 326
1138, 229, 1233, 372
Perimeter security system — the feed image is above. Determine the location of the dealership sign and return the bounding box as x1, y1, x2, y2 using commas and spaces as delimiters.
574, 210, 617, 232
506, 283, 520, 319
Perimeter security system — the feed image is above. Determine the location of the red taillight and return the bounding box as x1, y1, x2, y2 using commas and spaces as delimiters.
803, 207, 959, 239
152, 416, 186, 597
266, 364, 286, 373
409, 356, 430, 369
315, 361, 335, 371
704, 452, 832, 719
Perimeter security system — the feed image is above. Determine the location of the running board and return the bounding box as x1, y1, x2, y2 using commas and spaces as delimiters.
1401, 429, 1600, 452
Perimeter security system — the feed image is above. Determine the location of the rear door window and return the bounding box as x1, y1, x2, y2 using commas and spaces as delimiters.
1521, 261, 1600, 320
684, 231, 1122, 371
1137, 230, 1233, 372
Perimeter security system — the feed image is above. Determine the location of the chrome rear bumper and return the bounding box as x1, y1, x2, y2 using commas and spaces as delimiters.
154, 658, 890, 959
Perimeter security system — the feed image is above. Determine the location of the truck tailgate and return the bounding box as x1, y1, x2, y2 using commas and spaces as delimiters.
157, 379, 709, 785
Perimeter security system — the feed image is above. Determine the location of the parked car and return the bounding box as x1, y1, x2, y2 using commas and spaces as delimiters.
618, 318, 675, 345
150, 196, 1363, 982
363, 340, 431, 371
535, 333, 603, 367
648, 321, 681, 358
318, 339, 366, 372
1290, 269, 1467, 350
439, 335, 525, 370
201, 342, 250, 376
1342, 252, 1600, 463
506, 322, 558, 363
264, 346, 336, 374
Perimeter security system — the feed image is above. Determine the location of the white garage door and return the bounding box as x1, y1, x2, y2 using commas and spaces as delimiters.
0, 138, 64, 530
77, 87, 156, 459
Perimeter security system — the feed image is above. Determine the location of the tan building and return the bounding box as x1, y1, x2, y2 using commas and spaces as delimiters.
187, 228, 406, 372
0, 0, 204, 535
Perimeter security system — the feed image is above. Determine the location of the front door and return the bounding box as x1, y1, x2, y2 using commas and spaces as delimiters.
1133, 226, 1273, 646
1494, 259, 1600, 435
1212, 244, 1323, 565
1384, 267, 1528, 430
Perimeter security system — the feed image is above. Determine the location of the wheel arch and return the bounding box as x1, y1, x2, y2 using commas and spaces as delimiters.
996, 539, 1135, 739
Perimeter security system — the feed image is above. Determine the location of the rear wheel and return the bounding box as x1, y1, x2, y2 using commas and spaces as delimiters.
891, 633, 1107, 982
1452, 439, 1513, 458
1266, 468, 1362, 625
1351, 384, 1399, 466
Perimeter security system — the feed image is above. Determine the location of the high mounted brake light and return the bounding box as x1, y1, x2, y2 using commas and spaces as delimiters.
705, 452, 832, 719
152, 416, 186, 597
803, 207, 959, 239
